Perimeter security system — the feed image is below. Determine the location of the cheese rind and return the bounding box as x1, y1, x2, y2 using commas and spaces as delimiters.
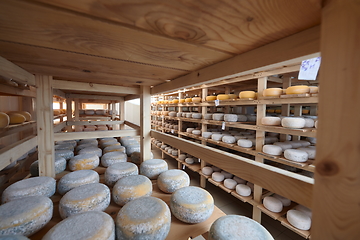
263, 196, 283, 213
286, 85, 310, 95
237, 139, 252, 148
78, 147, 102, 157
0, 112, 10, 128
101, 151, 127, 167
8, 113, 26, 124
281, 117, 306, 129
30, 156, 66, 176
263, 88, 283, 97
236, 184, 251, 196
287, 210, 311, 231
202, 167, 213, 176
224, 179, 237, 190
158, 169, 190, 193
105, 162, 138, 187
68, 153, 100, 171
262, 145, 283, 156
140, 159, 168, 180
212, 172, 225, 182
284, 149, 309, 162
57, 170, 99, 195
239, 91, 256, 99
261, 117, 281, 126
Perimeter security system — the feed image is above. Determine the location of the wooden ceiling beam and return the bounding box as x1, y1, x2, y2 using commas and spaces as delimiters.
53, 89, 66, 99
124, 95, 140, 101
67, 93, 123, 101
0, 56, 35, 86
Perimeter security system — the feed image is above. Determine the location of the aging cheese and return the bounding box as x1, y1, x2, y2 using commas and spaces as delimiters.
263, 88, 283, 97
304, 118, 315, 128
224, 179, 237, 190
206, 96, 217, 101
273, 142, 293, 151
101, 151, 127, 167
204, 113, 213, 120
185, 157, 195, 164
192, 113, 202, 119
211, 134, 223, 141
0, 112, 10, 128
158, 169, 190, 193
237, 114, 247, 122
185, 98, 192, 102
8, 113, 26, 124
224, 114, 237, 122
140, 159, 168, 179
212, 172, 225, 182
192, 130, 201, 135
55, 149, 74, 160
100, 141, 120, 149
201, 167, 213, 176
78, 139, 98, 146
78, 147, 102, 157
281, 117, 306, 129
192, 97, 202, 103
30, 156, 66, 176
222, 136, 236, 144
287, 210, 311, 231
263, 196, 283, 213
273, 194, 291, 207
239, 91, 256, 99
57, 170, 99, 195
105, 162, 138, 187
68, 153, 99, 171
284, 149, 309, 162
217, 94, 229, 100
236, 184, 252, 197
261, 117, 281, 126
298, 147, 316, 160
212, 113, 224, 121
233, 176, 246, 184
262, 145, 283, 156
103, 145, 126, 154
295, 204, 312, 218
286, 85, 310, 95
237, 139, 253, 148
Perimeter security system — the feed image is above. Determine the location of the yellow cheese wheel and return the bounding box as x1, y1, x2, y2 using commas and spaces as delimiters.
8, 113, 26, 125
172, 99, 179, 104
217, 94, 229, 100
192, 97, 202, 103
53, 109, 61, 116
275, 109, 282, 114
309, 86, 319, 93
239, 91, 256, 99
263, 88, 283, 97
267, 109, 275, 113
228, 94, 237, 99
302, 109, 310, 115
0, 112, 10, 128
179, 99, 185, 103
286, 85, 310, 95
8, 111, 32, 121
205, 96, 217, 101
185, 98, 192, 102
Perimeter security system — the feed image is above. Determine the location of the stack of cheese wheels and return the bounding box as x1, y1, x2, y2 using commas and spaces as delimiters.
217, 94, 229, 100
263, 88, 283, 97
105, 162, 138, 187
131, 151, 154, 164
286, 85, 310, 95
239, 91, 256, 99
170, 186, 214, 223
261, 116, 281, 126
2, 176, 56, 203
30, 156, 66, 176
140, 159, 168, 180
0, 196, 53, 237
59, 183, 110, 219
284, 149, 309, 162
116, 197, 171, 240
103, 145, 126, 154
57, 170, 99, 195
157, 169, 190, 193
206, 95, 217, 101
281, 117, 306, 128
212, 113, 224, 121
0, 112, 10, 128
78, 147, 102, 157
68, 153, 99, 171
112, 175, 152, 206
55, 149, 74, 160
100, 151, 127, 167
76, 143, 96, 153
263, 196, 283, 213
42, 211, 115, 240
209, 215, 274, 240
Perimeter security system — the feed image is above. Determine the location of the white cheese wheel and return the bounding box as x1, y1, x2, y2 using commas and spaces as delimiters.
212, 172, 225, 182
263, 196, 283, 213
236, 184, 252, 196
287, 210, 311, 231
221, 171, 233, 179
202, 131, 212, 139
79, 139, 98, 145
224, 114, 237, 122
295, 204, 312, 218
263, 88, 283, 97
202, 167, 213, 176
0, 196, 53, 236
116, 197, 170, 240
186, 127, 194, 133
293, 140, 311, 147
103, 145, 126, 154
175, 112, 182, 117
284, 149, 309, 162
307, 137, 316, 144
261, 116, 281, 126
55, 149, 74, 160
185, 157, 195, 164
233, 176, 246, 184
170, 186, 214, 223
212, 166, 221, 172
178, 154, 186, 160
100, 141, 120, 149
30, 156, 66, 177
158, 169, 190, 193
78, 147, 102, 157
59, 183, 110, 219
112, 175, 152, 206
222, 135, 236, 144
237, 114, 247, 122
105, 162, 138, 187
171, 150, 178, 156
262, 145, 283, 156
168, 111, 177, 117
273, 142, 293, 151
2, 176, 56, 203
100, 151, 127, 167
281, 117, 306, 129
185, 112, 192, 118
211, 134, 223, 141
75, 143, 97, 153
239, 91, 256, 99
69, 153, 99, 171
204, 113, 213, 120
54, 143, 75, 151
57, 170, 99, 195
309, 86, 318, 94
0, 112, 10, 128
125, 144, 140, 156
315, 120, 318, 128
246, 115, 257, 122
283, 141, 303, 148
237, 139, 253, 148
130, 151, 154, 164
206, 96, 217, 101
209, 215, 274, 240
212, 113, 224, 121
224, 179, 237, 190
273, 194, 291, 207
43, 211, 115, 240
286, 85, 310, 95
228, 93, 237, 99
192, 130, 201, 135
217, 94, 229, 100
304, 118, 315, 128
192, 113, 202, 119
298, 147, 316, 159
140, 159, 168, 179
8, 113, 26, 125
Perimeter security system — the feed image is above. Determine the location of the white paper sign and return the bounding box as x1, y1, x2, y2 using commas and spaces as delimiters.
215, 100, 220, 106
298, 57, 321, 80
221, 121, 226, 130
171, 129, 174, 134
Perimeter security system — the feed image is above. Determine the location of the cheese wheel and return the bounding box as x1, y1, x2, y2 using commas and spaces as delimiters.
57, 170, 99, 195
43, 211, 114, 240
222, 135, 236, 144
131, 151, 154, 164
125, 145, 140, 156
212, 172, 225, 182
204, 113, 213, 120
0, 196, 53, 236
221, 171, 233, 179
202, 166, 213, 176
273, 194, 291, 207
206, 96, 217, 101
263, 88, 283, 97
212, 113, 224, 121
75, 143, 97, 153
54, 149, 74, 160
237, 139, 253, 148
140, 159, 168, 180
99, 137, 116, 143
185, 98, 192, 102
55, 143, 75, 151
239, 91, 256, 99
68, 153, 99, 171
176, 112, 182, 117
100, 151, 127, 167
263, 196, 283, 213
236, 184, 252, 196
224, 114, 237, 122
298, 147, 316, 159
112, 175, 152, 206
286, 85, 310, 95
186, 127, 194, 133
293, 140, 311, 147
211, 134, 223, 141
104, 162, 138, 187
233, 176, 246, 184
295, 204, 312, 218
309, 86, 318, 94
8, 113, 26, 124
192, 130, 201, 135
283, 141, 302, 148
103, 145, 126, 154
192, 113, 202, 119
168, 111, 177, 117
304, 118, 315, 128
2, 176, 55, 203
116, 197, 171, 240
273, 142, 293, 151
0, 112, 10, 128
287, 210, 311, 231
202, 132, 212, 139
185, 157, 195, 164
217, 94, 229, 100
8, 111, 31, 122
284, 149, 309, 162
0, 235, 29, 240
100, 141, 120, 149
179, 99, 185, 103
209, 215, 274, 240
172, 99, 179, 104
170, 186, 214, 223
158, 169, 190, 193
78, 147, 102, 157
261, 117, 281, 126
30, 156, 66, 177
84, 110, 95, 115
224, 179, 237, 190
281, 117, 306, 129
178, 154, 186, 160
192, 97, 202, 103
262, 145, 282, 156
237, 114, 247, 122
59, 183, 110, 219
79, 139, 98, 145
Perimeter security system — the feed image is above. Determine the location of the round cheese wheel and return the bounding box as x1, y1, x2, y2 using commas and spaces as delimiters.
284, 149, 309, 162
309, 86, 318, 94
233, 176, 246, 184
55, 149, 74, 160
75, 143, 97, 153
298, 147, 316, 159
30, 156, 66, 177
112, 175, 152, 206
293, 140, 311, 147
263, 196, 283, 213
179, 99, 185, 103
103, 145, 126, 154
217, 94, 229, 100
262, 145, 283, 156
295, 204, 312, 218
236, 184, 252, 196
239, 91, 256, 99
206, 96, 217, 101
237, 139, 253, 148
55, 143, 75, 151
224, 179, 237, 190
212, 172, 225, 182
2, 176, 55, 203
175, 112, 182, 117
0, 196, 53, 236
263, 88, 283, 97
211, 134, 223, 141
0, 112, 10, 128
100, 141, 120, 149
58, 170, 99, 195
78, 147, 102, 157
125, 145, 140, 156
178, 154, 186, 160
224, 114, 237, 122
273, 194, 291, 207
105, 162, 138, 187
185, 157, 195, 164
84, 110, 95, 115
68, 153, 99, 171
59, 183, 110, 219
212, 166, 221, 172
158, 169, 190, 193
100, 151, 127, 167
173, 99, 179, 104
192, 113, 202, 119
202, 167, 213, 176
222, 135, 236, 144
314, 120, 318, 128
281, 117, 306, 129
261, 117, 281, 126
202, 132, 212, 139
170, 186, 214, 223
221, 171, 233, 179
186, 127, 194, 133
212, 113, 224, 121
8, 113, 26, 125
204, 113, 213, 120
286, 85, 310, 95
131, 151, 154, 164
185, 98, 192, 102
116, 197, 171, 240
79, 139, 98, 145
192, 97, 202, 103
140, 159, 168, 179
237, 114, 247, 122
304, 118, 315, 128
168, 111, 177, 117
209, 215, 274, 240
192, 130, 201, 135
273, 142, 293, 151
287, 210, 311, 231
43, 211, 114, 240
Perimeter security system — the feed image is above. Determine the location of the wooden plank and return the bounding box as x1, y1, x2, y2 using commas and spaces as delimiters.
257, 125, 316, 138
0, 83, 36, 98
152, 25, 320, 94
0, 56, 35, 86
65, 98, 72, 132
124, 120, 140, 130
0, 121, 36, 138
36, 75, 55, 177
140, 86, 152, 163
152, 130, 313, 207
67, 93, 123, 101
312, 1, 360, 239
67, 120, 124, 126
124, 95, 140, 101
52, 89, 66, 99
53, 121, 66, 133
53, 80, 140, 95
54, 129, 138, 141
120, 100, 125, 130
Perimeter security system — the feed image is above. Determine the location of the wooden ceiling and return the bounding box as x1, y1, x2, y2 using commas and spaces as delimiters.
0, 0, 321, 92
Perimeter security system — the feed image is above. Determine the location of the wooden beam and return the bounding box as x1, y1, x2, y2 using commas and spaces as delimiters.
140, 86, 152, 163
53, 80, 140, 95
52, 89, 66, 99
312, 0, 360, 239
67, 93, 123, 101
53, 121, 66, 133
65, 98, 72, 132
124, 95, 140, 101
151, 130, 313, 207
124, 121, 140, 130
152, 26, 320, 94
0, 83, 36, 98
67, 120, 124, 126
54, 129, 138, 141
0, 56, 35, 86
120, 100, 125, 130
36, 75, 55, 177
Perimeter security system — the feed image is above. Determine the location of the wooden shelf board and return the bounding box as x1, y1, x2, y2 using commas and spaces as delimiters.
208, 177, 221, 186
279, 216, 311, 239
257, 202, 297, 220
184, 163, 201, 172
258, 152, 315, 172
257, 125, 316, 137
53, 114, 66, 120
230, 191, 254, 203
218, 182, 233, 193
0, 121, 36, 138
280, 93, 310, 98
198, 171, 211, 179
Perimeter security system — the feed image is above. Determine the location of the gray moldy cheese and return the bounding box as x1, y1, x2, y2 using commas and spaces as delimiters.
157, 169, 190, 193
105, 162, 139, 187
57, 170, 100, 195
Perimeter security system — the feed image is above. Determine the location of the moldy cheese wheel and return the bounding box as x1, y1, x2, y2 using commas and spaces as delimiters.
57, 170, 99, 195
157, 169, 190, 193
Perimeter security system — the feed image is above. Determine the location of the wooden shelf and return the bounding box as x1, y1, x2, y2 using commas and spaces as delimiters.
53, 114, 66, 120
257, 202, 298, 221
257, 125, 316, 138
279, 216, 311, 239
0, 121, 36, 138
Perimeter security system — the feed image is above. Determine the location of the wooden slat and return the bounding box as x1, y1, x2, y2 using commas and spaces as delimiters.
124, 120, 140, 130
53, 121, 66, 133
0, 121, 36, 138
52, 89, 66, 99
0, 83, 36, 98
67, 120, 124, 126
124, 95, 140, 101
67, 93, 123, 101
140, 86, 152, 162
152, 25, 320, 94
54, 129, 138, 141
0, 56, 35, 86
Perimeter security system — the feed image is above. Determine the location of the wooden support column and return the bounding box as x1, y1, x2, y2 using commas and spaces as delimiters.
120, 100, 125, 130
140, 86, 151, 163
200, 87, 208, 188
292, 105, 302, 141
177, 91, 183, 168
111, 101, 116, 130
74, 98, 80, 132
312, 1, 360, 239
66, 98, 72, 132
36, 75, 55, 177
280, 77, 291, 141
59, 101, 64, 122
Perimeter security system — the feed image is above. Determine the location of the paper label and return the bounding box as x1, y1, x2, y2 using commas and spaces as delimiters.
171, 129, 174, 134
298, 57, 321, 80
222, 121, 226, 130
215, 100, 220, 106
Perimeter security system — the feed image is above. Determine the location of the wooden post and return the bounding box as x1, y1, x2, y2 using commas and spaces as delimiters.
36, 75, 55, 177
59, 101, 64, 122
177, 91, 183, 168
312, 0, 360, 239
74, 98, 80, 132
280, 77, 291, 141
200, 87, 208, 188
292, 105, 302, 141
66, 98, 72, 132
120, 99, 125, 130
140, 86, 151, 163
